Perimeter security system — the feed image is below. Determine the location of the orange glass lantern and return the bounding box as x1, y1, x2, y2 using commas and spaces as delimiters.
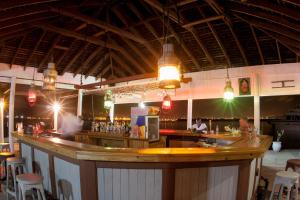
162, 95, 172, 110
27, 83, 37, 107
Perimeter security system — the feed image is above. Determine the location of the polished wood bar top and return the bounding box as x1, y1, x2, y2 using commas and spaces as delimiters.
13, 132, 272, 163
160, 129, 241, 141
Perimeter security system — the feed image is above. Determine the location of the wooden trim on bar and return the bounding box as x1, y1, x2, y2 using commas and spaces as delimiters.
95, 159, 252, 169
79, 160, 98, 200
237, 160, 251, 200
48, 154, 57, 199
162, 168, 175, 200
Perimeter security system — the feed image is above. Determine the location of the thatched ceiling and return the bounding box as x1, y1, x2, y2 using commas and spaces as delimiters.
0, 0, 299, 79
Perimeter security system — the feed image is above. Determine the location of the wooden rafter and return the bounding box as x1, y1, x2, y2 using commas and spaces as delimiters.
235, 14, 300, 42
241, 0, 300, 20
261, 29, 300, 57
50, 8, 147, 44
228, 2, 300, 33
205, 0, 249, 66
85, 53, 109, 77
110, 51, 136, 75
25, 30, 46, 67
282, 0, 300, 7
250, 25, 264, 65
34, 22, 123, 51
189, 29, 215, 66
0, 0, 59, 10
127, 2, 163, 46
197, 7, 231, 67
10, 35, 26, 68
182, 15, 224, 28
77, 47, 104, 77
37, 35, 61, 71
111, 40, 146, 74
62, 43, 89, 74
111, 6, 155, 71
276, 40, 281, 63
260, 30, 300, 54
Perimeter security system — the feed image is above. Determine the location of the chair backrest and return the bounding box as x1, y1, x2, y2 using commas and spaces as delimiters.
58, 179, 73, 200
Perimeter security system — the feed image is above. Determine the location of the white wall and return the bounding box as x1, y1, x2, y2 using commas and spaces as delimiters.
114, 63, 300, 104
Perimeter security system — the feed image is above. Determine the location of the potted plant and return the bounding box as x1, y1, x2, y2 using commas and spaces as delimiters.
272, 129, 284, 152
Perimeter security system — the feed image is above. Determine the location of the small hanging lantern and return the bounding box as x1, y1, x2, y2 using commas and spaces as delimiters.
162, 95, 172, 110
223, 68, 234, 101
158, 43, 181, 89
43, 60, 58, 91
27, 83, 37, 107
104, 90, 113, 109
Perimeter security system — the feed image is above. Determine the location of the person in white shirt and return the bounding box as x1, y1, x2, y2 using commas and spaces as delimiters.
192, 118, 207, 133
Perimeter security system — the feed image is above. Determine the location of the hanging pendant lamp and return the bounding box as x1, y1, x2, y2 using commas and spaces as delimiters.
158, 43, 181, 89
43, 58, 58, 91
223, 68, 234, 101
162, 94, 172, 110
27, 67, 37, 106
27, 83, 37, 107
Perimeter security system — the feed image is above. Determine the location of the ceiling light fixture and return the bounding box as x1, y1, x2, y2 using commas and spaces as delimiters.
43, 56, 58, 91
104, 90, 114, 110
223, 67, 234, 101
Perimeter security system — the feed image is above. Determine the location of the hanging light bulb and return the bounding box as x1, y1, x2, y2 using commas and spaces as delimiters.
158, 43, 181, 89
43, 58, 58, 91
162, 95, 172, 110
28, 67, 37, 106
223, 68, 234, 101
104, 90, 113, 109
27, 83, 37, 107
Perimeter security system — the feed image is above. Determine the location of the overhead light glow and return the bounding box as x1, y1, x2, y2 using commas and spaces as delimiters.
52, 102, 61, 112
158, 43, 181, 89
0, 98, 4, 108
162, 95, 172, 110
139, 101, 145, 108
104, 90, 114, 109
223, 79, 234, 101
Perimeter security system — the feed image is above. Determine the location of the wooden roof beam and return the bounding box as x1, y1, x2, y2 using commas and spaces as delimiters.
25, 30, 46, 67
205, 0, 249, 66
182, 15, 224, 28
62, 43, 89, 74
37, 35, 61, 71
228, 2, 300, 33
110, 51, 137, 76
250, 25, 264, 65
197, 7, 231, 67
276, 40, 281, 63
235, 14, 300, 42
85, 53, 109, 77
10, 36, 26, 68
34, 22, 123, 51
50, 8, 147, 44
240, 0, 300, 21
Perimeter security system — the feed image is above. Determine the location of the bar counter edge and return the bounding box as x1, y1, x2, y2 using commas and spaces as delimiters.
13, 132, 272, 200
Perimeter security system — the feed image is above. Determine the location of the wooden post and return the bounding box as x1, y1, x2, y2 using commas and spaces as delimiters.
9, 77, 16, 152
187, 98, 193, 129
253, 73, 260, 133
162, 168, 175, 200
109, 103, 114, 123
77, 89, 83, 117
0, 97, 4, 143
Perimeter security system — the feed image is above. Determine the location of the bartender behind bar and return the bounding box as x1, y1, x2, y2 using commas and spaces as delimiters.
192, 118, 208, 133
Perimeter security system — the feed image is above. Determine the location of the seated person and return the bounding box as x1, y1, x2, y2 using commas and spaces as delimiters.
192, 118, 207, 133
239, 117, 252, 133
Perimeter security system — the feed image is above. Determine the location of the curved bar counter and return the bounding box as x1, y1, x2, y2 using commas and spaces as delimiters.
13, 132, 272, 200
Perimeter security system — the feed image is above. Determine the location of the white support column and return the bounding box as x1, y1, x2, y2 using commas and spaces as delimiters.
187, 98, 193, 129
9, 77, 16, 152
77, 89, 83, 117
109, 104, 114, 123
0, 98, 4, 143
253, 73, 260, 133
